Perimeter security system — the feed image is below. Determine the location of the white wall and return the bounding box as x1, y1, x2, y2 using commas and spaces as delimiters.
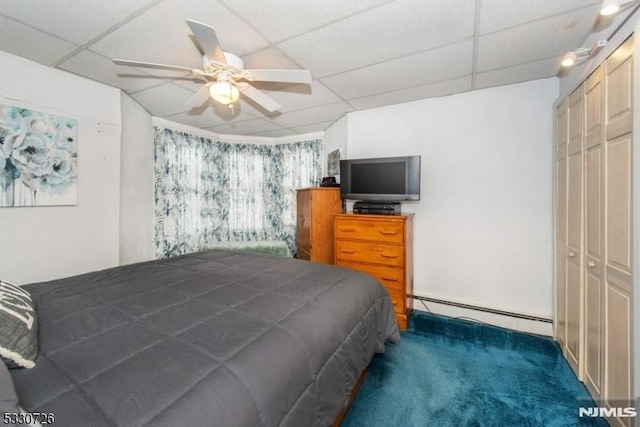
340, 78, 558, 320
323, 115, 348, 178
119, 93, 154, 265
0, 51, 121, 284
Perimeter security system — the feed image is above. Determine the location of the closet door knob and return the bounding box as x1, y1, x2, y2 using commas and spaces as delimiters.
568, 252, 576, 258
588, 261, 596, 268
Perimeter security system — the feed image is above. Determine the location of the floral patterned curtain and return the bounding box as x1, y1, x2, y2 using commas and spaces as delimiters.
154, 127, 322, 258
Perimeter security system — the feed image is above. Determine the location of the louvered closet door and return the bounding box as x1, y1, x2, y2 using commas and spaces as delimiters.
584, 67, 604, 399
555, 100, 568, 350
566, 85, 584, 377
603, 36, 633, 426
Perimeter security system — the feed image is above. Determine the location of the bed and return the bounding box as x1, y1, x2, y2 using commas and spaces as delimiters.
5, 250, 399, 426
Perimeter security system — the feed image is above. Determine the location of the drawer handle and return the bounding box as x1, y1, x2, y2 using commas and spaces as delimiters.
380, 230, 398, 235
568, 252, 576, 258
381, 276, 398, 282
392, 301, 398, 305
340, 228, 356, 232
588, 261, 596, 268
380, 253, 398, 259
340, 249, 356, 254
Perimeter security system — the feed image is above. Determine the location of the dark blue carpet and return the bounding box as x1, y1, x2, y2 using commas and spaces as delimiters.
342, 311, 607, 427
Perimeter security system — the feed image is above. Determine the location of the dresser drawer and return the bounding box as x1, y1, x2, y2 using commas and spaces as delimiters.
335, 240, 404, 267
336, 261, 404, 290
335, 218, 404, 244
386, 288, 405, 313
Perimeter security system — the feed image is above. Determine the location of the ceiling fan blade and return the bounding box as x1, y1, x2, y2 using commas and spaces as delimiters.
113, 59, 194, 73
185, 85, 211, 107
243, 69, 312, 84
237, 83, 282, 112
186, 19, 227, 65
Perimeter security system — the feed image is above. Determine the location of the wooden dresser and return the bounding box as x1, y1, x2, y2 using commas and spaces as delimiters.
295, 187, 341, 264
334, 213, 414, 330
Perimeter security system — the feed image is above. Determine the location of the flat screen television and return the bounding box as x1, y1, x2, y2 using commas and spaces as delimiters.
340, 155, 421, 202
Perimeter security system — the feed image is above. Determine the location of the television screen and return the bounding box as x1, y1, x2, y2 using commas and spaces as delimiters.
350, 161, 405, 195
340, 155, 421, 202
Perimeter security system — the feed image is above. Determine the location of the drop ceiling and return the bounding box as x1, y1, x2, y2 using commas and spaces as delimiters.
0, 0, 603, 137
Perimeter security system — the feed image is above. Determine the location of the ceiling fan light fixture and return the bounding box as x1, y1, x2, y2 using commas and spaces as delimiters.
209, 81, 240, 105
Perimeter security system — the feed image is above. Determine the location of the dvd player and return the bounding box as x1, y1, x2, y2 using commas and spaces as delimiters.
353, 201, 401, 215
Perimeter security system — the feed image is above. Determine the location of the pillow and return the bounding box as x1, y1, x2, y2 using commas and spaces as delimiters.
0, 280, 38, 369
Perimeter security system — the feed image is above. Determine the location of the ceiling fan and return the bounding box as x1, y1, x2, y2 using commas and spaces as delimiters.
112, 19, 312, 113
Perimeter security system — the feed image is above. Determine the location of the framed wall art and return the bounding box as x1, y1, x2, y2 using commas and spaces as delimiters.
0, 105, 77, 207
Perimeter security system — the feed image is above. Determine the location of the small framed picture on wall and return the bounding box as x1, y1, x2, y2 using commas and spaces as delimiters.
327, 148, 340, 176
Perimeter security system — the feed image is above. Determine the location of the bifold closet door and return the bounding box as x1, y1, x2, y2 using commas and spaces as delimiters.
565, 85, 584, 377
555, 101, 568, 350
603, 36, 633, 425
554, 36, 634, 427
583, 67, 604, 399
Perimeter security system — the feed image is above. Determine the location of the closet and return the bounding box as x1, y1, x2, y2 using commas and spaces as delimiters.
555, 36, 634, 427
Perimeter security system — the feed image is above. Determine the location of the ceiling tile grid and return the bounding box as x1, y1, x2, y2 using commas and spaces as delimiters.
0, 0, 613, 136
0, 15, 78, 65
219, 0, 394, 43
0, 0, 158, 45
278, 0, 476, 78
321, 40, 474, 101
476, 5, 601, 72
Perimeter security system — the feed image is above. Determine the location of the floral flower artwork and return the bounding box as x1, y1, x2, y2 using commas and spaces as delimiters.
0, 105, 78, 207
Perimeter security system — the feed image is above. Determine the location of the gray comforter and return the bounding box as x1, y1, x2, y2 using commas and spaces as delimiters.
11, 250, 399, 426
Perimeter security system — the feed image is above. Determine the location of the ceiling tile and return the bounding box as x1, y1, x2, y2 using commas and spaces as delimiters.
250, 128, 297, 138
474, 57, 560, 90
165, 105, 257, 128
291, 120, 336, 134
207, 118, 286, 135
89, 2, 203, 69
131, 83, 196, 116
0, 15, 78, 65
57, 50, 171, 93
264, 81, 342, 113
220, 0, 393, 43
0, 0, 155, 44
241, 47, 303, 70
322, 40, 473, 100
264, 102, 353, 128
349, 76, 472, 110
278, 0, 476, 77
476, 7, 598, 72
90, 0, 268, 70
479, 0, 601, 35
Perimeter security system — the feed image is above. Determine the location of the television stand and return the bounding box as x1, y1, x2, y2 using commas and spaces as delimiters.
353, 201, 401, 215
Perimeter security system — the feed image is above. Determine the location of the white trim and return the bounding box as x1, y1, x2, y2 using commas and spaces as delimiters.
412, 298, 554, 336
276, 131, 324, 144
151, 117, 220, 141
152, 118, 325, 145
0, 346, 35, 368
219, 133, 274, 145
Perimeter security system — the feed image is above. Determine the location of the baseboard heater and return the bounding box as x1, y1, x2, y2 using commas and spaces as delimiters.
409, 294, 552, 324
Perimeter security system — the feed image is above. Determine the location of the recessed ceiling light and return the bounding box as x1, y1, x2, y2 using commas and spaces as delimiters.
600, 0, 622, 15
561, 52, 578, 67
